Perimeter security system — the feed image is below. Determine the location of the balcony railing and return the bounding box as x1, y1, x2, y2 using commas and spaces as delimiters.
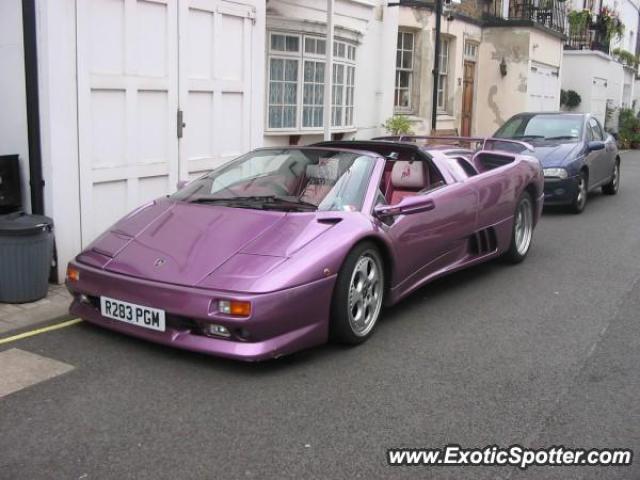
486, 0, 567, 35
564, 15, 610, 53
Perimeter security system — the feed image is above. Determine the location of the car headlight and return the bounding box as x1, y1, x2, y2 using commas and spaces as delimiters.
543, 168, 568, 179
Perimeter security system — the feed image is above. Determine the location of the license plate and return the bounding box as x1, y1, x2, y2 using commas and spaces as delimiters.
100, 296, 166, 332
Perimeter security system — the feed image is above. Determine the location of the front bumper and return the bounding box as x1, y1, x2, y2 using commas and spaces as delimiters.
67, 262, 336, 361
543, 175, 579, 206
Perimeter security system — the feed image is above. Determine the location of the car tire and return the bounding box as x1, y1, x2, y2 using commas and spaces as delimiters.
504, 191, 534, 264
602, 160, 620, 195
330, 242, 385, 345
570, 171, 588, 214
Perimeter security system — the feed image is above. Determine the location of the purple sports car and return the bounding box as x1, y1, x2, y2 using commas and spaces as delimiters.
66, 138, 543, 361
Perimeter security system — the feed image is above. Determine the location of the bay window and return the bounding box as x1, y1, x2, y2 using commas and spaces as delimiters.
267, 32, 356, 131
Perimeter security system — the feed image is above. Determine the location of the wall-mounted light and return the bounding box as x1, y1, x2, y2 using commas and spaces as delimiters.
500, 58, 507, 77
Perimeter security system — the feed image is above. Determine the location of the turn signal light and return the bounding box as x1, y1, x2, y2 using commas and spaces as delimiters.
218, 299, 251, 317
66, 265, 80, 283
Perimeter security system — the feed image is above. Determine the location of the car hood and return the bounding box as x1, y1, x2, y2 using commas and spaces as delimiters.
528, 141, 581, 167
80, 199, 335, 289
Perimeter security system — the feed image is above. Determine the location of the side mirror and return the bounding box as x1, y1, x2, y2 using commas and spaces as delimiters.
374, 195, 435, 219
176, 179, 189, 190
587, 141, 605, 152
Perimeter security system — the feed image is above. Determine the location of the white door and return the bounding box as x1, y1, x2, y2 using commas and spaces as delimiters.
528, 63, 560, 112
77, 0, 260, 245
591, 77, 607, 126
178, 0, 257, 180
77, 0, 179, 244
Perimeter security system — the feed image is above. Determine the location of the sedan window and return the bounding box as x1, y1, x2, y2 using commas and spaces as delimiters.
588, 118, 604, 141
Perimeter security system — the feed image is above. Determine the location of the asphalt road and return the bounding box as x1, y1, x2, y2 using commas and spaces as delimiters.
1, 154, 639, 480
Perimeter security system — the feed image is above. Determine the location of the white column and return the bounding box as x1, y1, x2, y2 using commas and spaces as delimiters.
502, 0, 510, 18
323, 0, 335, 141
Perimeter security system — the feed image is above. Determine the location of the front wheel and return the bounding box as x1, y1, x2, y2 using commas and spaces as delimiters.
504, 191, 534, 264
330, 243, 385, 345
602, 160, 620, 195
570, 171, 588, 214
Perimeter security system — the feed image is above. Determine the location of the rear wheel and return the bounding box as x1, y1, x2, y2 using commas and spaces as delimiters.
504, 191, 534, 264
330, 243, 384, 345
570, 171, 588, 214
602, 160, 620, 195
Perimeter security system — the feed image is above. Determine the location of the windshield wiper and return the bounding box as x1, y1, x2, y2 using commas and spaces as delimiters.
190, 195, 317, 211
510, 135, 544, 139
544, 135, 578, 141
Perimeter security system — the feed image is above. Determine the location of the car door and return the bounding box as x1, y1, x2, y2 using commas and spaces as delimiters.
585, 117, 608, 186
382, 181, 478, 290
596, 117, 616, 181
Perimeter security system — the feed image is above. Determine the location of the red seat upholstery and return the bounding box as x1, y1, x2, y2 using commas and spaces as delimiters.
389, 161, 428, 205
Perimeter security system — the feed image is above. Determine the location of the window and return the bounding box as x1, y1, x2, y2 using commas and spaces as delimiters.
303, 61, 325, 128
588, 118, 604, 140
267, 32, 356, 131
437, 38, 450, 111
464, 41, 478, 60
395, 31, 414, 110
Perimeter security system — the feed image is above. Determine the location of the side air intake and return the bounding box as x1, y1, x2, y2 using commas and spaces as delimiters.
469, 227, 497, 256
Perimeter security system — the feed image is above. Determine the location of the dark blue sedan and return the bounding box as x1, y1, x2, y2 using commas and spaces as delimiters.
494, 112, 620, 213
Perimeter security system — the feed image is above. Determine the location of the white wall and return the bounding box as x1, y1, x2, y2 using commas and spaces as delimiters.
35, 0, 82, 281
0, 0, 30, 212
561, 50, 626, 126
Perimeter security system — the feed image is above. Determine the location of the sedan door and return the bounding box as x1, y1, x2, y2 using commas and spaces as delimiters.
382, 181, 478, 291
585, 117, 608, 186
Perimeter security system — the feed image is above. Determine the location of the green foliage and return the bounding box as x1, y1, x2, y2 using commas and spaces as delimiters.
612, 48, 640, 68
599, 6, 625, 43
567, 9, 591, 36
560, 89, 582, 109
617, 108, 640, 149
382, 115, 413, 136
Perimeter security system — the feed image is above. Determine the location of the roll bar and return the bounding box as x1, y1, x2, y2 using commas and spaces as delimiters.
371, 135, 534, 152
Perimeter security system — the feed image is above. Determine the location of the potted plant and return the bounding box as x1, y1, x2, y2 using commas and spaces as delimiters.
382, 115, 414, 136
598, 7, 625, 43
567, 9, 592, 36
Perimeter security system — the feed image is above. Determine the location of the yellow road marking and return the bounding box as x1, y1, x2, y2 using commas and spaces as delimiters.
0, 318, 83, 346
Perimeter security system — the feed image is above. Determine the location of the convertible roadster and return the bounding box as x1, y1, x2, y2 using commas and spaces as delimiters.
66, 138, 543, 361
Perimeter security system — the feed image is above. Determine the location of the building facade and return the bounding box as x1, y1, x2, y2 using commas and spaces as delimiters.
0, 0, 398, 282
396, 0, 565, 136
561, 0, 640, 128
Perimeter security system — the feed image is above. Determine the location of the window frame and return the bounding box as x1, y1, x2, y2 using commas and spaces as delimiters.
395, 31, 415, 113
266, 31, 357, 134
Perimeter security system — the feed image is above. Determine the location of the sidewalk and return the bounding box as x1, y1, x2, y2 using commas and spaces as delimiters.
0, 284, 72, 335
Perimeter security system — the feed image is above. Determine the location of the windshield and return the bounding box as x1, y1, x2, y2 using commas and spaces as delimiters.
495, 115, 583, 142
171, 149, 375, 212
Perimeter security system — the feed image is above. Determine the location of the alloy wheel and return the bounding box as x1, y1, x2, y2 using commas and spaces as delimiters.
348, 253, 383, 337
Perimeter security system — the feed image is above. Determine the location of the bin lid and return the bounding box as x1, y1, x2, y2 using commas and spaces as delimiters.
0, 213, 53, 236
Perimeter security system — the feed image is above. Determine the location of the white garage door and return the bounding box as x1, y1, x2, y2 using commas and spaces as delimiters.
77, 0, 258, 245
528, 62, 560, 112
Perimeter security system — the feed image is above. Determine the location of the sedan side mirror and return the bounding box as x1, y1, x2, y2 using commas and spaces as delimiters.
587, 141, 605, 152
374, 195, 435, 219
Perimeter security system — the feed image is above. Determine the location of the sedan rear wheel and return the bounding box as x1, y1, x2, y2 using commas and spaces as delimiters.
602, 160, 620, 195
331, 243, 384, 344
570, 171, 588, 214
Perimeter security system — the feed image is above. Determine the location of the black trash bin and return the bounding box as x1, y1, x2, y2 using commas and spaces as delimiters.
0, 213, 54, 303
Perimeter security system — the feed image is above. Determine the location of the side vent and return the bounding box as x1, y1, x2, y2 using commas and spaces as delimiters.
469, 227, 497, 256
